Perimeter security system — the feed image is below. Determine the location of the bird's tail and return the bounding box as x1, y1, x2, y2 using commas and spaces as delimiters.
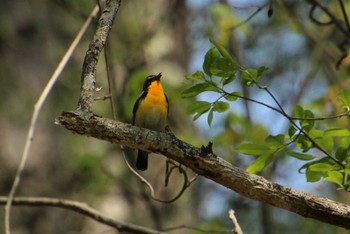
136, 150, 148, 171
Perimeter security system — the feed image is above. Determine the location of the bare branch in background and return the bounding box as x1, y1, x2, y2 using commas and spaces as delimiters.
76, 0, 122, 115
0, 196, 167, 234
4, 5, 100, 234
308, 0, 350, 68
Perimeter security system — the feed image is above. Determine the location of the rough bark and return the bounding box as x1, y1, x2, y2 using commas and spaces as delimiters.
57, 112, 350, 230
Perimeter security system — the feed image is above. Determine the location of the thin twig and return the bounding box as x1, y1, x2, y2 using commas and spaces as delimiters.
256, 84, 344, 168
103, 40, 117, 119
122, 151, 157, 197
228, 209, 243, 234
338, 0, 350, 32
290, 112, 350, 121
95, 94, 112, 100
97, 0, 117, 120
3, 5, 99, 234
161, 224, 230, 233
223, 90, 350, 120
309, 0, 350, 38
309, 4, 333, 26
76, 0, 121, 114
229, 4, 267, 30
220, 83, 345, 167
122, 152, 196, 203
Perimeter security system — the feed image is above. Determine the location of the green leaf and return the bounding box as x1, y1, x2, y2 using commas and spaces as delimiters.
340, 136, 350, 148
345, 163, 350, 174
185, 70, 205, 81
210, 57, 237, 77
224, 92, 242, 101
344, 181, 350, 191
239, 66, 268, 87
266, 134, 285, 147
222, 74, 236, 86
246, 154, 274, 174
286, 151, 315, 161
208, 109, 214, 127
300, 110, 315, 132
299, 158, 331, 182
187, 101, 211, 116
240, 69, 258, 87
293, 105, 315, 132
308, 162, 334, 172
325, 171, 344, 187
324, 128, 350, 137
213, 101, 230, 113
309, 129, 323, 138
305, 169, 324, 182
203, 47, 221, 76
317, 136, 334, 153
296, 134, 313, 152
181, 83, 215, 98
335, 147, 348, 161
293, 105, 304, 118
288, 125, 297, 138
338, 90, 350, 111
257, 66, 269, 77
310, 130, 333, 154
236, 144, 273, 155
209, 38, 234, 62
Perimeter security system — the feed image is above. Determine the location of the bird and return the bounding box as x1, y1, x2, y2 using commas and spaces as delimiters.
132, 72, 169, 171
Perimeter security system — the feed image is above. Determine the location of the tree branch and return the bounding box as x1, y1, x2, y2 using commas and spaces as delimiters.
228, 209, 243, 234
76, 0, 122, 115
56, 112, 350, 230
4, 5, 101, 234
308, 0, 350, 38
0, 196, 166, 234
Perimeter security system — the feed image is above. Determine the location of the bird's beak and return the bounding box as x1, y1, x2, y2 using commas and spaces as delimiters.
155, 72, 162, 80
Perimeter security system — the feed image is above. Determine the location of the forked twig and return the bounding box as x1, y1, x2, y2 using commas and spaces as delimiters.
4, 5, 99, 234
122, 151, 197, 203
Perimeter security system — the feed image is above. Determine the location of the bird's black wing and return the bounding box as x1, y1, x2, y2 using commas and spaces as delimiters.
132, 90, 147, 124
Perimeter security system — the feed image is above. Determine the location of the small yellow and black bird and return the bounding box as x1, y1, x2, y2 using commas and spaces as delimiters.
132, 72, 169, 171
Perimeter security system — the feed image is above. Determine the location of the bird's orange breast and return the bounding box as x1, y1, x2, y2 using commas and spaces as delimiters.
145, 81, 167, 108
134, 81, 168, 130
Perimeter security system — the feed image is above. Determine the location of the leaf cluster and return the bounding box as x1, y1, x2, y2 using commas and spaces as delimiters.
182, 39, 350, 190
182, 39, 268, 126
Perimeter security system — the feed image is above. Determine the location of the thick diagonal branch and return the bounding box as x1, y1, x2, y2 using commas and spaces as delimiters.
57, 112, 350, 230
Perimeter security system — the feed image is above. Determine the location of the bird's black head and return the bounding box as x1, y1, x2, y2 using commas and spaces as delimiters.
143, 72, 162, 90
